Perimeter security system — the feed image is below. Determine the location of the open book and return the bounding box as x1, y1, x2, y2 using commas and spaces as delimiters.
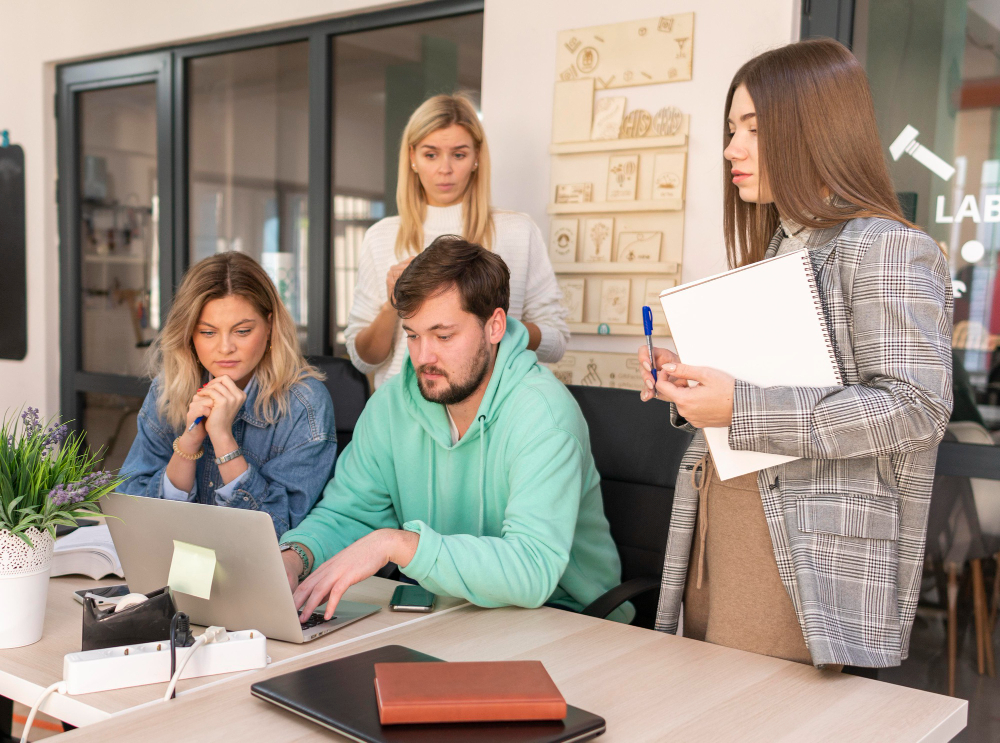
52, 523, 123, 580
658, 249, 842, 480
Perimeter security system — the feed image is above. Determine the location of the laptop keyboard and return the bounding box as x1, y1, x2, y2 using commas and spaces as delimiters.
300, 612, 335, 630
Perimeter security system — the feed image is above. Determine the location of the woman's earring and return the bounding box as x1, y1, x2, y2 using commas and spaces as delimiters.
473, 162, 479, 170
411, 162, 417, 171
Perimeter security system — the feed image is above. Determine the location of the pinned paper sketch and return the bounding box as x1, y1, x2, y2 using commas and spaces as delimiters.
549, 219, 579, 262
591, 98, 627, 140
617, 232, 662, 262
583, 218, 614, 262
599, 279, 630, 324
556, 13, 695, 87
607, 155, 639, 201
889, 125, 955, 181
652, 152, 686, 200
557, 278, 585, 322
555, 183, 593, 204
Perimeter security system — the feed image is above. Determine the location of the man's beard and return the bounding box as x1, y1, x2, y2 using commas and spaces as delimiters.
416, 337, 491, 406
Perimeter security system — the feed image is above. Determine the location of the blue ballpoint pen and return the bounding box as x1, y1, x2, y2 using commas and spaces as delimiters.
186, 378, 213, 431
642, 306, 658, 387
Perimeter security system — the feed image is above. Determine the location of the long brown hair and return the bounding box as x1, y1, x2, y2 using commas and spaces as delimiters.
395, 93, 494, 259
723, 38, 912, 268
150, 252, 322, 430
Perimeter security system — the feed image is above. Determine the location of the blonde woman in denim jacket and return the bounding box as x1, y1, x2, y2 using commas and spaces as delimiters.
121, 252, 336, 536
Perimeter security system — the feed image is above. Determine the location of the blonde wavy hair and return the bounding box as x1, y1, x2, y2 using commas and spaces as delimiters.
150, 252, 322, 431
394, 93, 494, 259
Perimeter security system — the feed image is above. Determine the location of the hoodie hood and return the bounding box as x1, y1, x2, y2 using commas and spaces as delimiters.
399, 317, 538, 450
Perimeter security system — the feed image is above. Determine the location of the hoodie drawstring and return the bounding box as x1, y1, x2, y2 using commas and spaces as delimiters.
477, 415, 486, 535
427, 450, 436, 526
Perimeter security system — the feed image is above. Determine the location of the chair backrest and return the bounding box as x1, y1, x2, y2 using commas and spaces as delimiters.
306, 356, 370, 451
928, 431, 987, 565
567, 385, 693, 628
946, 421, 1000, 536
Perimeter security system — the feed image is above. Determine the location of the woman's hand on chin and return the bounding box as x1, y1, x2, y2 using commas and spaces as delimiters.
198, 376, 247, 446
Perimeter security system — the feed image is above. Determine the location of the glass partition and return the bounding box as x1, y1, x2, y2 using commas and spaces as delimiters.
188, 42, 310, 342
78, 83, 159, 377
330, 14, 484, 348
855, 0, 1000, 423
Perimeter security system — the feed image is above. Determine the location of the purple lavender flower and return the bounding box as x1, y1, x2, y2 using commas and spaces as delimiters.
86, 470, 113, 488
47, 483, 87, 506
46, 470, 114, 508
41, 423, 68, 458
21, 407, 41, 438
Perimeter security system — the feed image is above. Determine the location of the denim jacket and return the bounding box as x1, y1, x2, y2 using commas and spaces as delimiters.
120, 375, 337, 536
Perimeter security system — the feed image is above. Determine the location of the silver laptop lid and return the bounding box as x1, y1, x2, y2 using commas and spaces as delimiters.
102, 492, 316, 642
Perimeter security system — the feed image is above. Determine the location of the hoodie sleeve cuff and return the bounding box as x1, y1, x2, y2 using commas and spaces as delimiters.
398, 520, 441, 583
278, 532, 329, 575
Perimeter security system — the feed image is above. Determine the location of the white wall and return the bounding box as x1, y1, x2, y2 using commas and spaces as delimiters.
481, 0, 798, 353
0, 0, 797, 420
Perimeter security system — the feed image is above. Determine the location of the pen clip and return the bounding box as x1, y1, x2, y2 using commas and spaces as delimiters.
642, 306, 654, 336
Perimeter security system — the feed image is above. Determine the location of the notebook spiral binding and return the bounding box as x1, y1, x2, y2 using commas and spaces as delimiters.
799, 251, 844, 386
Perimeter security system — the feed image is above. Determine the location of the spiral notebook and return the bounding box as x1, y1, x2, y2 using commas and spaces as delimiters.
658, 249, 842, 480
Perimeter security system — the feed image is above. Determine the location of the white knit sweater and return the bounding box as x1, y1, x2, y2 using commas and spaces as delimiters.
345, 204, 570, 388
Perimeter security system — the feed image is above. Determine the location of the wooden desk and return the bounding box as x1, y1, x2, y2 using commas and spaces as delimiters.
0, 575, 465, 728
56, 605, 967, 742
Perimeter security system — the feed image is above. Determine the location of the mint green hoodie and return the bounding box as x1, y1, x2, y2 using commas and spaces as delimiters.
281, 318, 632, 623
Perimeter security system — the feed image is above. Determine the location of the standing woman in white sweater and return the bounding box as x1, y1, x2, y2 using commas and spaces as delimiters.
347, 94, 569, 387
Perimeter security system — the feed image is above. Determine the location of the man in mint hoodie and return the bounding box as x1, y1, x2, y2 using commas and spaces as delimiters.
279, 236, 631, 624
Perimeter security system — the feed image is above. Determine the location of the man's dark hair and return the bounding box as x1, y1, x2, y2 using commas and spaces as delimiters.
391, 235, 510, 323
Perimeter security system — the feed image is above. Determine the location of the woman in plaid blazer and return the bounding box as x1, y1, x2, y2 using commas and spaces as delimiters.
639, 39, 953, 668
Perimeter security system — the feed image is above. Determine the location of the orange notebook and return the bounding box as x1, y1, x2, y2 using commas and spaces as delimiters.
373, 661, 567, 725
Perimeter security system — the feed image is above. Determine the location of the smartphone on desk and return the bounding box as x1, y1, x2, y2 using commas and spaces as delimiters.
389, 585, 436, 612
73, 584, 130, 607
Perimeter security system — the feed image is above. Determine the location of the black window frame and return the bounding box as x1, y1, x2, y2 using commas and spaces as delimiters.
56, 0, 484, 431
800, 0, 855, 47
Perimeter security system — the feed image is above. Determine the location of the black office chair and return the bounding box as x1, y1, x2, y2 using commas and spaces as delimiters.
568, 385, 693, 628
306, 356, 370, 451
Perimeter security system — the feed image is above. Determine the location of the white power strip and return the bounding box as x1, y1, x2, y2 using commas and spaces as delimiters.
62, 630, 268, 695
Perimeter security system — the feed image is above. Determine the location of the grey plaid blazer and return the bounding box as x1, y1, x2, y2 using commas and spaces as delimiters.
653, 217, 953, 668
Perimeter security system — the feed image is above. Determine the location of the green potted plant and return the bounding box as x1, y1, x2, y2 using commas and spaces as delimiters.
0, 408, 123, 648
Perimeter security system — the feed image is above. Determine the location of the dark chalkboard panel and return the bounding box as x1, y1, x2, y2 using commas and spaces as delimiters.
0, 145, 26, 360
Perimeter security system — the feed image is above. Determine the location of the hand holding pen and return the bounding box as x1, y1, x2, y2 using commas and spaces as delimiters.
183, 382, 213, 435
638, 307, 681, 403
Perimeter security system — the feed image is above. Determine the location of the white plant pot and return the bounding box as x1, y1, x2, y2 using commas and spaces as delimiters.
0, 527, 54, 648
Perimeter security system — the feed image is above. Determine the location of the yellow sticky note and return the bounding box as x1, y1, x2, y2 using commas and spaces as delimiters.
167, 540, 217, 600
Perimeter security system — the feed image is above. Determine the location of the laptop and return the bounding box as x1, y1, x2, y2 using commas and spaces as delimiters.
101, 492, 380, 643
251, 645, 607, 743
